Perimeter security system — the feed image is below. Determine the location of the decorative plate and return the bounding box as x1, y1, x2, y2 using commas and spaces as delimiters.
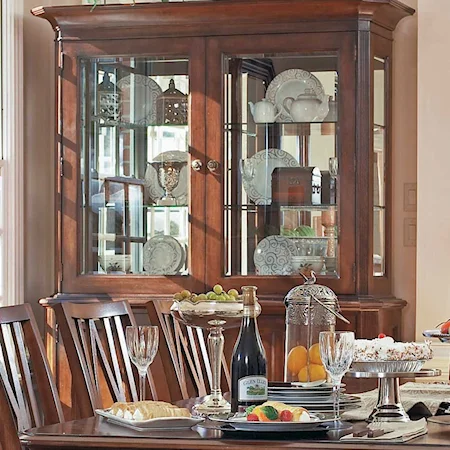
145, 151, 188, 205
254, 235, 297, 275
143, 235, 185, 275
117, 74, 162, 126
211, 414, 331, 432
95, 409, 203, 430
241, 148, 299, 205
265, 69, 329, 122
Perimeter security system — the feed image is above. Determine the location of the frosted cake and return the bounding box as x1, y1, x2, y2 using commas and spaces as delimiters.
352, 336, 432, 372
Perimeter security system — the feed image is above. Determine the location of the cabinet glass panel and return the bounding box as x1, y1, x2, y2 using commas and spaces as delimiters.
80, 56, 189, 276
373, 56, 386, 276
223, 54, 339, 277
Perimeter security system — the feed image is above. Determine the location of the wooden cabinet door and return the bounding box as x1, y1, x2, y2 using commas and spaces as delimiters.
205, 32, 357, 296
59, 37, 207, 296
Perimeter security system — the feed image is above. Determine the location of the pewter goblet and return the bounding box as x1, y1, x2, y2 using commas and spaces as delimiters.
150, 161, 185, 206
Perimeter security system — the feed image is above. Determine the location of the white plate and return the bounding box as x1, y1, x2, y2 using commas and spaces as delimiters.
265, 69, 329, 123
117, 74, 162, 126
268, 395, 361, 405
292, 380, 326, 388
269, 382, 342, 391
254, 235, 297, 276
143, 235, 185, 275
212, 414, 330, 432
145, 151, 188, 205
95, 409, 203, 430
241, 148, 299, 205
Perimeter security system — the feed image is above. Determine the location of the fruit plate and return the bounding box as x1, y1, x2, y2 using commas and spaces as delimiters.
95, 409, 204, 430
423, 329, 450, 343
211, 414, 332, 432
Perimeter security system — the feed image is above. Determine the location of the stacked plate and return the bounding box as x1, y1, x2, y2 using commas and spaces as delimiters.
268, 383, 361, 413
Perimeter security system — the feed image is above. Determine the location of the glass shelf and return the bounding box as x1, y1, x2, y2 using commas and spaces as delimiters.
89, 118, 188, 129
223, 204, 337, 211
94, 204, 188, 209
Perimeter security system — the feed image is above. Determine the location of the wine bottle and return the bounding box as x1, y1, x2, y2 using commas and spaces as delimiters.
231, 286, 267, 413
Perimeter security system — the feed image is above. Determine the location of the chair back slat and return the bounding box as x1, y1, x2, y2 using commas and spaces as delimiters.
13, 322, 41, 428
114, 315, 138, 401
103, 317, 126, 401
2, 323, 32, 431
161, 311, 189, 398
54, 300, 171, 418
0, 304, 64, 450
146, 300, 231, 401
186, 326, 207, 396
197, 328, 212, 388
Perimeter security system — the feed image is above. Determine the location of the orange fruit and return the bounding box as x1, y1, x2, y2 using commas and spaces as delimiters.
286, 345, 308, 375
309, 343, 323, 365
298, 364, 327, 383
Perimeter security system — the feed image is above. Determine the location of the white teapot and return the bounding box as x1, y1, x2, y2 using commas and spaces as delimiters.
282, 89, 322, 122
248, 99, 281, 123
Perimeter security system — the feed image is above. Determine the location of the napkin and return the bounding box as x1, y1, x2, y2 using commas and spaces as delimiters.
340, 418, 427, 443
342, 382, 450, 421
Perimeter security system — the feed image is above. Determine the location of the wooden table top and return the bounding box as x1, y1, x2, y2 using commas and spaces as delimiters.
19, 416, 450, 449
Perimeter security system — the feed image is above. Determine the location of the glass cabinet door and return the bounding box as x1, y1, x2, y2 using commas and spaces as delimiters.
206, 34, 356, 294
80, 56, 190, 277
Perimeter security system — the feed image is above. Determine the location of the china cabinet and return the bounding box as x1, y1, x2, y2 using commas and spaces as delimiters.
33, 0, 414, 415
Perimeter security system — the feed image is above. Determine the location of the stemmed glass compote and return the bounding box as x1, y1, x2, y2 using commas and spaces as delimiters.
319, 331, 355, 424
126, 325, 159, 401
171, 292, 261, 415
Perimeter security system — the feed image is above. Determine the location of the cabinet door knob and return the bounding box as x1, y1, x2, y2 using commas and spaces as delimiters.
191, 159, 203, 171
207, 160, 220, 173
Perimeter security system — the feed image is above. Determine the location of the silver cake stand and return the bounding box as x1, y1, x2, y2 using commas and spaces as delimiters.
346, 368, 441, 422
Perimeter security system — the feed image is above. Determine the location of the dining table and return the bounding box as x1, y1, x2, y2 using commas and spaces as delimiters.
19, 414, 450, 450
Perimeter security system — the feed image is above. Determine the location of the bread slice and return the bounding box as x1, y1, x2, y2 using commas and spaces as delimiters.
110, 400, 190, 420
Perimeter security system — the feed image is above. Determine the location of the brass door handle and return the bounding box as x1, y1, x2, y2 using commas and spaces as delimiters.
191, 159, 203, 171
207, 160, 219, 173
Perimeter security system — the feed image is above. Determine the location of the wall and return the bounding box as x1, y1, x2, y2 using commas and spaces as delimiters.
416, 0, 450, 378
24, 0, 81, 326
392, 0, 418, 342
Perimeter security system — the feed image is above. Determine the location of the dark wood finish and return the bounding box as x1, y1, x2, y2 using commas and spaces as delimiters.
0, 304, 65, 450
19, 415, 450, 449
41, 295, 404, 416
32, 0, 414, 416
205, 31, 357, 295
53, 300, 171, 419
53, 37, 206, 295
31, 0, 414, 297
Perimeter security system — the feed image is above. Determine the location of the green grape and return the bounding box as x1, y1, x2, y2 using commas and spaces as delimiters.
180, 290, 191, 299
213, 284, 223, 295
216, 293, 227, 302
227, 288, 239, 299
197, 293, 207, 300
206, 291, 215, 300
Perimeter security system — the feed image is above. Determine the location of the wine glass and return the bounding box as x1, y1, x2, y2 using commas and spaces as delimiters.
319, 331, 355, 421
126, 326, 159, 401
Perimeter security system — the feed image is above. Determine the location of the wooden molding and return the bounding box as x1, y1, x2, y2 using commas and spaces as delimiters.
2, 0, 24, 306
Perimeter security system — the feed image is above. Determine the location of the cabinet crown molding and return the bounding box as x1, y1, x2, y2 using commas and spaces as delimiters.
32, 0, 414, 39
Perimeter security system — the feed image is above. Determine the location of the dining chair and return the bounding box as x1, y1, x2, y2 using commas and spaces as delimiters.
53, 300, 171, 419
0, 303, 64, 450
146, 299, 232, 401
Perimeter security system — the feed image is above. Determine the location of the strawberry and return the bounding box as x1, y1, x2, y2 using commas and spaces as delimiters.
440, 320, 450, 334
279, 410, 294, 422
247, 413, 259, 422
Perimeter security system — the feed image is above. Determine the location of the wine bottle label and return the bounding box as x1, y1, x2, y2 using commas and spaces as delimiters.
238, 376, 268, 402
